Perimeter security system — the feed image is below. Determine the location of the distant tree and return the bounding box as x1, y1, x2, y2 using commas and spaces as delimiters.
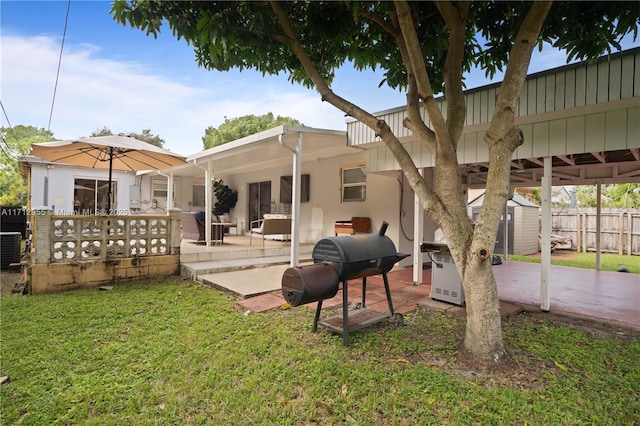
202, 113, 303, 149
87, 127, 165, 148
606, 184, 640, 208
128, 129, 165, 148
575, 185, 597, 207
0, 125, 56, 205
90, 127, 113, 137
576, 184, 640, 208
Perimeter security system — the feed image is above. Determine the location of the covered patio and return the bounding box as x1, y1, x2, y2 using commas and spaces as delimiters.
176, 231, 639, 329
147, 125, 361, 267
225, 260, 639, 330
168, 50, 640, 329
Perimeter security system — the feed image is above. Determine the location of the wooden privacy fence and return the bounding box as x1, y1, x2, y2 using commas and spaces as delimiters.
550, 208, 640, 255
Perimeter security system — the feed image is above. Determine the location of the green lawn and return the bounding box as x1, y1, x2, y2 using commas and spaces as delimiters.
1, 278, 638, 424
508, 251, 640, 274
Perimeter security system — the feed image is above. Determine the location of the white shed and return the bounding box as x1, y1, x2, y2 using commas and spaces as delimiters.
468, 193, 540, 256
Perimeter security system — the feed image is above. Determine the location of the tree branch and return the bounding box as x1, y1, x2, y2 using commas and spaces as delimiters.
486, 1, 553, 152
269, 1, 447, 221
394, 1, 432, 102
477, 1, 553, 264
375, 6, 435, 151
360, 6, 435, 151
395, 1, 450, 157
269, 2, 367, 123
435, 1, 470, 146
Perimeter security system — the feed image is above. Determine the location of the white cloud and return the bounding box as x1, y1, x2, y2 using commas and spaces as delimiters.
1, 34, 347, 156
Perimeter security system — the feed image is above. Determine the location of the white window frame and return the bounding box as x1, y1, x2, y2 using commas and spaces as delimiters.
152, 181, 176, 199
341, 163, 367, 202
192, 184, 205, 208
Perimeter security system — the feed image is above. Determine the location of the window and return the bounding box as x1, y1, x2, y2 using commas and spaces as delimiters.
192, 184, 205, 207
153, 182, 168, 198
152, 181, 176, 199
280, 174, 310, 204
74, 178, 115, 214
341, 164, 366, 202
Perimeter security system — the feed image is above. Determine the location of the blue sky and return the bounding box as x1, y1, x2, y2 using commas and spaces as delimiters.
2, 1, 638, 156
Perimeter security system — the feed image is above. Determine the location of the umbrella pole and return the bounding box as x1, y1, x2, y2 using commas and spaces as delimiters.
107, 146, 113, 214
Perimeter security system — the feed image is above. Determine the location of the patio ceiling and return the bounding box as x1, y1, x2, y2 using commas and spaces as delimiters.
150, 126, 360, 179
462, 148, 640, 188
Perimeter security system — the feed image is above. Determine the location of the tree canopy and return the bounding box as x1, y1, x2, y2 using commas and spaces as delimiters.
576, 184, 640, 208
129, 129, 165, 148
87, 127, 165, 147
0, 125, 56, 205
112, 2, 637, 92
89, 126, 114, 138
111, 0, 638, 367
202, 113, 303, 149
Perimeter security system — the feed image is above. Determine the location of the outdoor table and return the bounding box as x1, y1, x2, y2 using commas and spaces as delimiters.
212, 223, 234, 245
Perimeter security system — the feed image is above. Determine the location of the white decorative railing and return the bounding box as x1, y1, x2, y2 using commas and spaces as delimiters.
30, 208, 182, 264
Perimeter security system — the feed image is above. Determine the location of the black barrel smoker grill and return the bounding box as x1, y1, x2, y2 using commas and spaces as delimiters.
282, 221, 409, 346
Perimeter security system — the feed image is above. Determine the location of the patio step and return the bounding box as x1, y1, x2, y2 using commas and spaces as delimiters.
179, 241, 313, 264
181, 253, 313, 282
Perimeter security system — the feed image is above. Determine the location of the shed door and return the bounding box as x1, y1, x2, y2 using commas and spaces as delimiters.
472, 206, 514, 255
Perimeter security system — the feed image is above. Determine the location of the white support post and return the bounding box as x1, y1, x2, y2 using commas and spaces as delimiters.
540, 156, 552, 312
503, 201, 509, 259
167, 170, 174, 210
290, 133, 302, 267
278, 130, 301, 267
205, 161, 212, 247
596, 182, 602, 270
412, 169, 424, 285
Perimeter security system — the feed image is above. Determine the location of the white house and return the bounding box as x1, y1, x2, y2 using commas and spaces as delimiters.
22, 156, 139, 215
135, 126, 412, 259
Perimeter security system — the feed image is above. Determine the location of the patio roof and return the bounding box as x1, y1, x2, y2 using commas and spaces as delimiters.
142, 125, 359, 179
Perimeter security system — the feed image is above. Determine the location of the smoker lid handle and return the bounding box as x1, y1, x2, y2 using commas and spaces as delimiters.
378, 221, 389, 236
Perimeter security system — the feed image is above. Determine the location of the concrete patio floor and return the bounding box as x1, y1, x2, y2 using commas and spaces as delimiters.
204, 260, 639, 330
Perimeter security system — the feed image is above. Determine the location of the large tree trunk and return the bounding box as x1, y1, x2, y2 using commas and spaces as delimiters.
449, 127, 521, 368
459, 257, 508, 366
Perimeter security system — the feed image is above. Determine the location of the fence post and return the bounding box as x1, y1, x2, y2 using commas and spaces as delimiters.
582, 213, 588, 253
31, 207, 52, 264
618, 212, 625, 255
628, 213, 634, 256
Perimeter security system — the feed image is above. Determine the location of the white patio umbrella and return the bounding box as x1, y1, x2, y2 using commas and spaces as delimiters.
31, 135, 186, 213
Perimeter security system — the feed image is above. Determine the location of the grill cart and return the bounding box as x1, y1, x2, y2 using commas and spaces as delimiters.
282, 221, 409, 346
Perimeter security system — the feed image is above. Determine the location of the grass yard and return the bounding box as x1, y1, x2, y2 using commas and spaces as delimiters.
508, 251, 640, 274
1, 278, 639, 424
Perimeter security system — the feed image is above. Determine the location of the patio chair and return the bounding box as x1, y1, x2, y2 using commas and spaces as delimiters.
181, 212, 204, 242
181, 211, 224, 244
249, 218, 291, 247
